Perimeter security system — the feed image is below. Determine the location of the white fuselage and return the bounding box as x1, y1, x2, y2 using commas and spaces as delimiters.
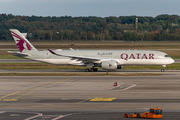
23, 50, 174, 66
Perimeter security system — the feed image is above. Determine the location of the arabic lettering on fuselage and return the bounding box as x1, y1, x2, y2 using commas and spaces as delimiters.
121, 53, 154, 61
97, 52, 113, 55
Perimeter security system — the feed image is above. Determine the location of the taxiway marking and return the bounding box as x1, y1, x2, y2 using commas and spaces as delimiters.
121, 84, 136, 91
90, 98, 116, 101
14, 79, 78, 99
24, 113, 43, 120
76, 98, 91, 104
0, 111, 6, 114
102, 85, 114, 91
52, 115, 66, 120
0, 78, 71, 100
15, 91, 36, 99
0, 99, 18, 101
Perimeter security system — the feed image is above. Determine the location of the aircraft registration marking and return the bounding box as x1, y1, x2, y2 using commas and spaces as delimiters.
90, 98, 116, 101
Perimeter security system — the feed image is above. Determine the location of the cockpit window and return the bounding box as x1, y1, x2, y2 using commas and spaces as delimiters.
165, 55, 170, 57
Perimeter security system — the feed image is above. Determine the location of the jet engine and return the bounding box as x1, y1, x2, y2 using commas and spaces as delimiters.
101, 61, 122, 70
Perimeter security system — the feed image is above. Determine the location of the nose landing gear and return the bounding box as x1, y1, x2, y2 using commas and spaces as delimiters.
161, 65, 166, 72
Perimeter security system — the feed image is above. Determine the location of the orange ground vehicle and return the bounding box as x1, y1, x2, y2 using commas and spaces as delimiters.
124, 108, 162, 119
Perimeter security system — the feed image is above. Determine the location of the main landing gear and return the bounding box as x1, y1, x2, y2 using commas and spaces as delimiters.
85, 68, 98, 72
161, 68, 165, 72
161, 65, 166, 72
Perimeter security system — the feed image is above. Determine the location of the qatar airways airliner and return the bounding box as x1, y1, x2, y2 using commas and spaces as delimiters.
9, 29, 174, 72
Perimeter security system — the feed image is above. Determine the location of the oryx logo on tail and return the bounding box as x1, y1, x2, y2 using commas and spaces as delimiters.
10, 30, 32, 52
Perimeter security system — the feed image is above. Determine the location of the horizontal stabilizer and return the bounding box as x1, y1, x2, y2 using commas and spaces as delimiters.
7, 51, 31, 57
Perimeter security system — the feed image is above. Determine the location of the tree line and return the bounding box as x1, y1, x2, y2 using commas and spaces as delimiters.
0, 14, 180, 41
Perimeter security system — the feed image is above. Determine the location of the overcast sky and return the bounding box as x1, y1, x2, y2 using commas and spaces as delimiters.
0, 0, 179, 17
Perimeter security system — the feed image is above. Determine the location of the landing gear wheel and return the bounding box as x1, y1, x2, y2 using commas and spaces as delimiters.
94, 68, 98, 72
161, 69, 165, 72
85, 68, 98, 72
90, 68, 94, 72
85, 69, 89, 72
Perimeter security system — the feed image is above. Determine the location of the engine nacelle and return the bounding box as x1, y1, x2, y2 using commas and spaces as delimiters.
101, 61, 122, 70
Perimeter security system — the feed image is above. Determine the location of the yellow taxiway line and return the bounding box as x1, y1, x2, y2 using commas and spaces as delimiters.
0, 78, 71, 100
90, 98, 116, 101
76, 98, 92, 104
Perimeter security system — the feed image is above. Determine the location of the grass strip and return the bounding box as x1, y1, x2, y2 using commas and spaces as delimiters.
0, 73, 162, 76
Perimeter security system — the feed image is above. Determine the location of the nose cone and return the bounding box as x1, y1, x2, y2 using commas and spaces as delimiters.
170, 58, 175, 64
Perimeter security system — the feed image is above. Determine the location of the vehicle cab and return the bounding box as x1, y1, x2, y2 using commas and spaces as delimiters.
140, 108, 162, 118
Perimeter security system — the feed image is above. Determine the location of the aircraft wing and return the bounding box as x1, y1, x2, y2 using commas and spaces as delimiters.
48, 49, 101, 63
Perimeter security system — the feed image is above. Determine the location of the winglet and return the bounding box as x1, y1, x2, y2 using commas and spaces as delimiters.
48, 49, 56, 54
48, 49, 63, 57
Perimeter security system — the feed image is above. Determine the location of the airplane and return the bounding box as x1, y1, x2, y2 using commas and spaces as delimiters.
9, 29, 174, 72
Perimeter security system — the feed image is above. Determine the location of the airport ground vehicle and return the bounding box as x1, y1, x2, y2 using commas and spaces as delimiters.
124, 108, 162, 119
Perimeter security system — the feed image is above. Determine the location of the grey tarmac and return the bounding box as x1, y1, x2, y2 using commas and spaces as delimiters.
0, 70, 180, 119
0, 111, 179, 120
